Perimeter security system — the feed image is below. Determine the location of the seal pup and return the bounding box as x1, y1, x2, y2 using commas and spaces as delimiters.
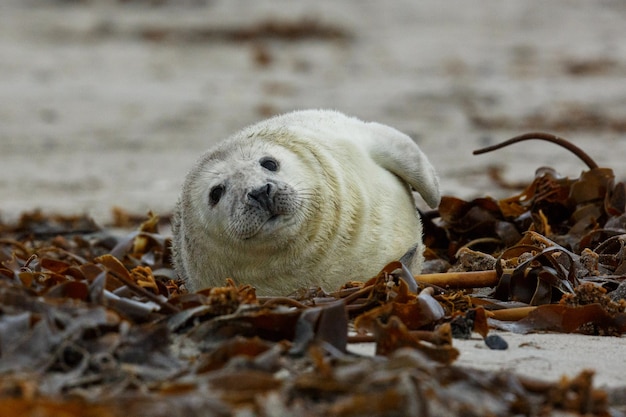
172, 110, 440, 295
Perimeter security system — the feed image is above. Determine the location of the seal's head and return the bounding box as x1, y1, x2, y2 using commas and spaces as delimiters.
182, 134, 317, 246
173, 110, 440, 295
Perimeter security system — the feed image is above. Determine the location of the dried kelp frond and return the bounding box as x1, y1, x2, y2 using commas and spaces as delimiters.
137, 18, 353, 44
427, 134, 624, 270
491, 302, 626, 336
493, 242, 579, 305
559, 282, 626, 335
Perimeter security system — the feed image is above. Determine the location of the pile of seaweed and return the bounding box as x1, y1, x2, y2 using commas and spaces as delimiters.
1, 133, 625, 416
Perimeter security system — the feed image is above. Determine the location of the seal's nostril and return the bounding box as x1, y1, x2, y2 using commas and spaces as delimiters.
247, 184, 274, 211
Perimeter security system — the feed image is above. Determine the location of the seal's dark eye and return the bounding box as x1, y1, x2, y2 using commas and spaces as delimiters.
209, 185, 225, 206
260, 157, 279, 172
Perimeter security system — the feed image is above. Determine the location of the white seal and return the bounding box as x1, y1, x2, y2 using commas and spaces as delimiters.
172, 110, 440, 295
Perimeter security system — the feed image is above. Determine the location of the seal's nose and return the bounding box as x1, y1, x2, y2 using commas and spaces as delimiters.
247, 183, 275, 212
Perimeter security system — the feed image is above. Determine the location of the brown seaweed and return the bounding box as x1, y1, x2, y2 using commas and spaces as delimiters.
1, 132, 625, 415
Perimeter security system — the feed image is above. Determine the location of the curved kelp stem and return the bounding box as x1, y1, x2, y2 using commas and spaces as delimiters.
473, 132, 598, 170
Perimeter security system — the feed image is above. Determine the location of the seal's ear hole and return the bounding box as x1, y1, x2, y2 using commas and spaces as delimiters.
260, 157, 279, 172
209, 185, 225, 206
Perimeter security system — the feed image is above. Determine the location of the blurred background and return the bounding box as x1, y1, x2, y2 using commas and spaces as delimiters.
1, 0, 625, 223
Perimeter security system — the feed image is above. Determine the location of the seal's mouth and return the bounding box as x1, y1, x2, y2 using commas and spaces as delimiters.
242, 213, 290, 240
257, 213, 282, 231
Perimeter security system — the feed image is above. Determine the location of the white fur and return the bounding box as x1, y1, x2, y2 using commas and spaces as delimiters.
172, 110, 440, 295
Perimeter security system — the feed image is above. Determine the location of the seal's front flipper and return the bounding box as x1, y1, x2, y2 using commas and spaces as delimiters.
395, 252, 419, 293
364, 122, 440, 209
399, 244, 417, 266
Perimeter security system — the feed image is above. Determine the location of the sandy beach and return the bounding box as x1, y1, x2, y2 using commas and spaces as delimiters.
1, 0, 626, 400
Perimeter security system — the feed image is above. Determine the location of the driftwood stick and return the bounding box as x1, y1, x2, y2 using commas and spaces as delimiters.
414, 270, 499, 288
486, 306, 537, 321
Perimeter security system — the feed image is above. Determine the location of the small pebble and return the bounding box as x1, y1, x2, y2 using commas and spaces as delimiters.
484, 334, 508, 350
